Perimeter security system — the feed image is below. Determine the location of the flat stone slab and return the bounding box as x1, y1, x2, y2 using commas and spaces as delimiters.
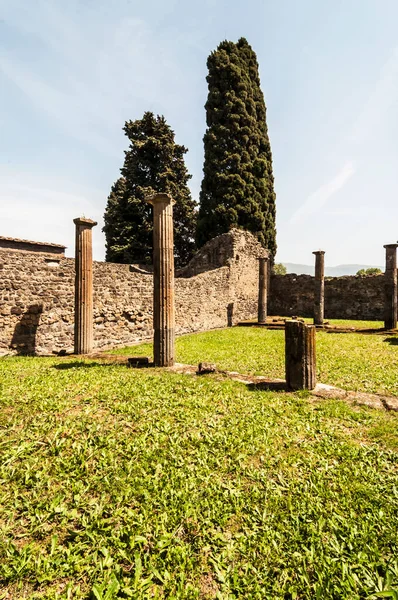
128, 356, 152, 368
197, 362, 217, 375
313, 383, 398, 412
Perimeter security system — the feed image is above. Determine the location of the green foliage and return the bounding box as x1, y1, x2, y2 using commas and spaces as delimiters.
357, 267, 383, 276
103, 112, 197, 268
197, 37, 277, 258
116, 323, 398, 397
273, 262, 287, 275
1, 329, 398, 598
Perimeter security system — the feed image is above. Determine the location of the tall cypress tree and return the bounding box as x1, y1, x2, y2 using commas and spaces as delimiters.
197, 38, 277, 258
103, 112, 197, 267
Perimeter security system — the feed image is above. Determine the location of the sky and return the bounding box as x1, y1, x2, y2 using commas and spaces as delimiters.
1, 0, 398, 266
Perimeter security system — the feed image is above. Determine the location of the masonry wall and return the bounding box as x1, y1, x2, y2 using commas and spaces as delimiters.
0, 230, 266, 355
0, 238, 65, 255
1, 231, 390, 356
269, 273, 385, 320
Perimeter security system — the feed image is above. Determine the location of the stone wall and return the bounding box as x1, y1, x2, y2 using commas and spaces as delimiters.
178, 229, 267, 277
0, 229, 266, 355
269, 273, 385, 320
0, 236, 66, 255
1, 228, 390, 356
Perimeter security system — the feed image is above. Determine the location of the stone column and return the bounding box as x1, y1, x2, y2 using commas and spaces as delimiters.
73, 217, 97, 355
258, 257, 268, 324
146, 193, 175, 367
313, 250, 325, 326
384, 244, 398, 330
285, 320, 316, 390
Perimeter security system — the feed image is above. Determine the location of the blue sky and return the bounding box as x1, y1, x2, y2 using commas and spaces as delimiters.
1, 0, 397, 265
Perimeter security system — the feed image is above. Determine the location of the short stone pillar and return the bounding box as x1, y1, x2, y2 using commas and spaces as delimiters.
285, 320, 316, 390
73, 217, 97, 354
313, 251, 325, 326
384, 244, 398, 330
146, 193, 175, 367
258, 257, 268, 324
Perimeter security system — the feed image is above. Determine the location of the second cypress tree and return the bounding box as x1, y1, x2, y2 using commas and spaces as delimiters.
103, 112, 197, 268
197, 38, 277, 258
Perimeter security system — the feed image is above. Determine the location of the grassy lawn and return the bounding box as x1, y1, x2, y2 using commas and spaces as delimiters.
112, 325, 398, 397
319, 319, 384, 328
1, 326, 398, 599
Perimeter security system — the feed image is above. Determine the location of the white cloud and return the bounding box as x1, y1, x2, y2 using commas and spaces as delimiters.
350, 46, 398, 144
0, 166, 105, 260
290, 160, 356, 224
0, 1, 187, 154
0, 0, 208, 261
325, 206, 371, 217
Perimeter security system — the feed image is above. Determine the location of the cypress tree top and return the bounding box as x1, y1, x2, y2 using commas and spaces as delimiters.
197, 38, 277, 258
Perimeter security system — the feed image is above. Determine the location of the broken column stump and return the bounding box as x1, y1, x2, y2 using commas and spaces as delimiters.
146, 193, 175, 367
313, 250, 325, 326
384, 244, 398, 330
258, 257, 268, 324
73, 217, 97, 355
285, 320, 316, 390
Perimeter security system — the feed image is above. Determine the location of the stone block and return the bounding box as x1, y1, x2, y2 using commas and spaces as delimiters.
128, 356, 152, 368
197, 362, 217, 374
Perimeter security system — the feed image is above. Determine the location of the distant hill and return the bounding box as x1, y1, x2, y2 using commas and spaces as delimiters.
282, 263, 384, 277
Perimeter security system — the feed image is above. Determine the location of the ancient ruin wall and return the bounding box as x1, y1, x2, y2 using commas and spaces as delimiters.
0, 230, 266, 354
269, 273, 385, 320
0, 252, 154, 355
1, 232, 389, 355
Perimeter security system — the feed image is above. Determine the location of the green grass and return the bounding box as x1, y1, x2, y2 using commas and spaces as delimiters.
113, 326, 398, 397
1, 326, 398, 599
320, 319, 384, 328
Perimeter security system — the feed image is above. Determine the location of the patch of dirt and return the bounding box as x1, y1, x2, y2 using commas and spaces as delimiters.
199, 573, 219, 599
86, 352, 129, 364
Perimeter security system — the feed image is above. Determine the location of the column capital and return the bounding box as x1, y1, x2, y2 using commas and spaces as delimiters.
257, 255, 269, 262
384, 244, 398, 250
73, 217, 97, 228
312, 250, 325, 255
145, 193, 174, 206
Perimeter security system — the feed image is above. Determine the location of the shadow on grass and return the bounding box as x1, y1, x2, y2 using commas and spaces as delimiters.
383, 337, 398, 345
246, 381, 287, 392
53, 361, 126, 370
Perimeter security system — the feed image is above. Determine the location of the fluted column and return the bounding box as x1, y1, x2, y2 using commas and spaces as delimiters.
384, 244, 398, 330
313, 250, 325, 325
73, 217, 97, 354
146, 193, 175, 367
258, 257, 268, 324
